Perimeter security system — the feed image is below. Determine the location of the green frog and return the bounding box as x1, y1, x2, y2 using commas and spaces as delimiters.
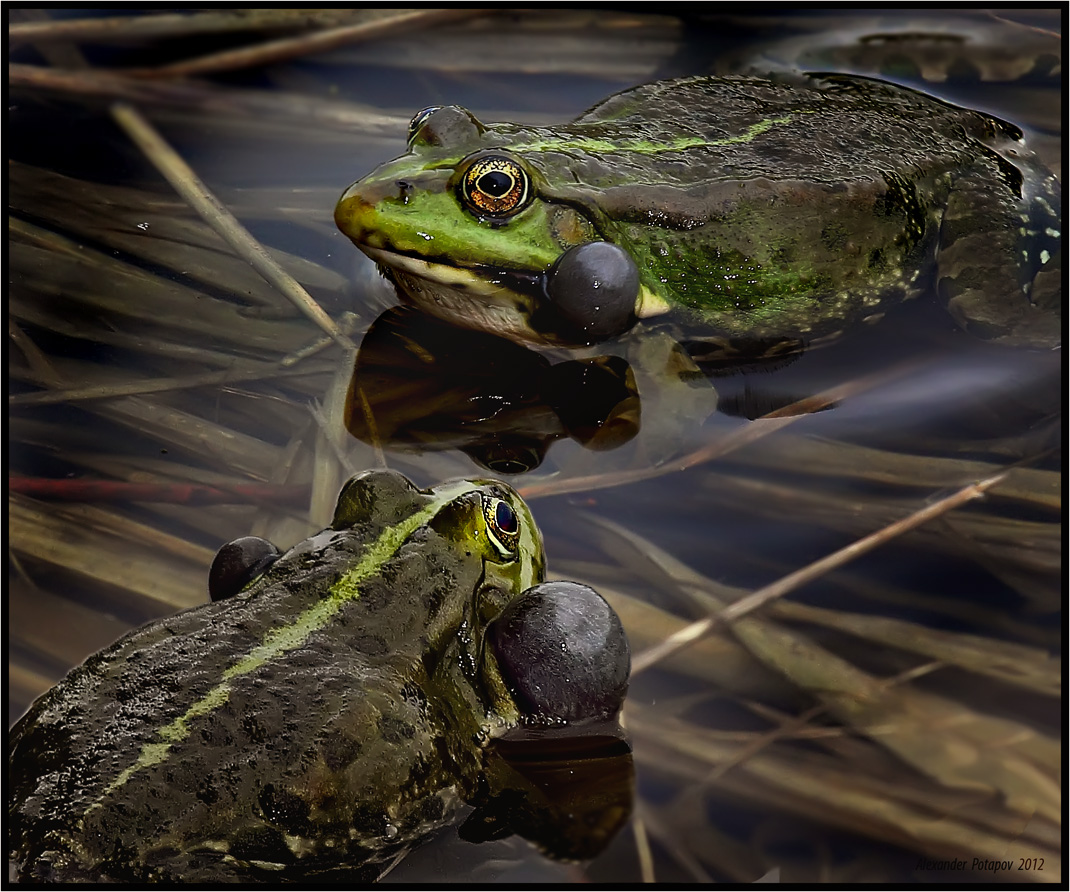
336, 73, 1061, 352
7, 470, 630, 882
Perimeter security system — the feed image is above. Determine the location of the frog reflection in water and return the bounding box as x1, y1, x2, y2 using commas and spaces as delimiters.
7, 471, 631, 882
336, 73, 1061, 353
345, 306, 642, 475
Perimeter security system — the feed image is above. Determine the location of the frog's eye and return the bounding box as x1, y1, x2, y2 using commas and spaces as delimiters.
483, 495, 520, 559
460, 154, 532, 218
209, 537, 280, 602
407, 106, 442, 145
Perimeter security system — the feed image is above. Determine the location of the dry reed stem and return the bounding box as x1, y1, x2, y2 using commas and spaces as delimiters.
8, 63, 406, 133
8, 10, 370, 44
631, 473, 1006, 674
108, 103, 355, 351
631, 811, 657, 883
10, 362, 334, 408
8, 494, 208, 611
124, 10, 484, 79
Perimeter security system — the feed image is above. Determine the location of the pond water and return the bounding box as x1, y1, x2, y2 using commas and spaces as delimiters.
7, 8, 1062, 884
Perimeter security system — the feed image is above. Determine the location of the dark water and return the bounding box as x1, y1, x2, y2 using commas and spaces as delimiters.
7, 8, 1062, 884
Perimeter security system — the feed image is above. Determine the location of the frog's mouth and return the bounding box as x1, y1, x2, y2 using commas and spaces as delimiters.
359, 244, 562, 346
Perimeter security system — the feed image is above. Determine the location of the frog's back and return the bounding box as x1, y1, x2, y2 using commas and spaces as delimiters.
7, 570, 450, 882
514, 74, 1054, 344
554, 74, 994, 189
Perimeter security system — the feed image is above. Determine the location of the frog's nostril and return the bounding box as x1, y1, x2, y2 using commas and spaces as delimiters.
397, 180, 413, 201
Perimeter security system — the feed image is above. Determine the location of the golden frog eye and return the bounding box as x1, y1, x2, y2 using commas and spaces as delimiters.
482, 495, 520, 559
460, 154, 531, 218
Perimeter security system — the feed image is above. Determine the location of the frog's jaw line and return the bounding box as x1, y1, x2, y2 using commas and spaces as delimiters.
364, 246, 555, 345
94, 479, 482, 807
363, 245, 528, 302
363, 244, 543, 314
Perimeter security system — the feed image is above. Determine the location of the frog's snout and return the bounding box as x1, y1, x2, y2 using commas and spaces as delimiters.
336, 176, 427, 248
335, 181, 380, 245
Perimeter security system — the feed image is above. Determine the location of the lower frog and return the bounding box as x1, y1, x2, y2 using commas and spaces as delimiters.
336, 72, 1060, 353
7, 470, 630, 882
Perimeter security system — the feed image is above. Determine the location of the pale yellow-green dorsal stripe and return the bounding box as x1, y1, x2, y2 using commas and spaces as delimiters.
98, 479, 478, 801
508, 115, 796, 156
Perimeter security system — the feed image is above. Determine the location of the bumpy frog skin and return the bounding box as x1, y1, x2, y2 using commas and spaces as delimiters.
336, 74, 1061, 349
7, 470, 629, 883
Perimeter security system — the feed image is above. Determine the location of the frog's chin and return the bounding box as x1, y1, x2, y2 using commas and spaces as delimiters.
359, 245, 561, 346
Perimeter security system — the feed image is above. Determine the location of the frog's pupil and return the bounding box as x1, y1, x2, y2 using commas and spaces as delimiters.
495, 500, 518, 533
479, 171, 513, 197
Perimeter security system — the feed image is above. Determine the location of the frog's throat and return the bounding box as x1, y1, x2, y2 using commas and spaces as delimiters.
92, 479, 538, 809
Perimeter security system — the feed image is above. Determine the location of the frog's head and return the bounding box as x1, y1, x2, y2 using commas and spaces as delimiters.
332, 470, 628, 727
328, 469, 548, 648
209, 469, 628, 729
336, 105, 655, 346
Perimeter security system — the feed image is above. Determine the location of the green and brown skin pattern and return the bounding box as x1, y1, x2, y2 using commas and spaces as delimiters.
8, 471, 544, 883
336, 73, 1060, 348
